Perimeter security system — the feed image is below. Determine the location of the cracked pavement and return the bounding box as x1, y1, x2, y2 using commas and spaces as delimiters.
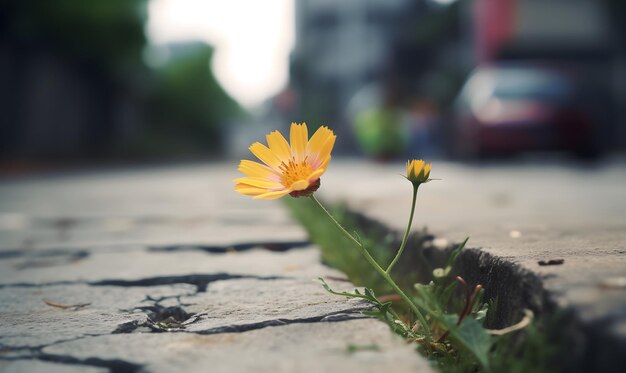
0, 163, 432, 373
4, 158, 625, 372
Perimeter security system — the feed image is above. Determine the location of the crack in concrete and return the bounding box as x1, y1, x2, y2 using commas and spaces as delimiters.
454, 247, 626, 373
193, 311, 370, 335
0, 234, 390, 371
148, 240, 311, 254
454, 248, 549, 329
0, 249, 90, 260
0, 273, 286, 291
123, 305, 203, 333
0, 280, 83, 289
0, 354, 143, 373
113, 307, 370, 336
307, 204, 551, 328
0, 333, 143, 373
1, 240, 310, 262
0, 332, 129, 364
1, 304, 370, 372
1, 240, 312, 279
91, 273, 285, 293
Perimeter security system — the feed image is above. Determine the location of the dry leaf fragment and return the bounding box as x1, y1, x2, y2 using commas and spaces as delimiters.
43, 299, 91, 310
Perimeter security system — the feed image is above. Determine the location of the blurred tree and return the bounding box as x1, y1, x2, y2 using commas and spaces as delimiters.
0, 0, 242, 161
353, 106, 408, 160
0, 0, 147, 69
0, 0, 147, 73
143, 43, 242, 155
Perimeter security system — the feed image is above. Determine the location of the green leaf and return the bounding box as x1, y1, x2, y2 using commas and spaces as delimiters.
471, 288, 486, 314
447, 236, 469, 269
442, 315, 493, 371
414, 282, 440, 313
474, 302, 489, 323
434, 278, 458, 306
317, 277, 381, 305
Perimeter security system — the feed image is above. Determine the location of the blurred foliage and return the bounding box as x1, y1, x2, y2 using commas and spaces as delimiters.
353, 107, 409, 159
141, 44, 242, 155
0, 0, 242, 160
487, 320, 563, 373
0, 0, 147, 73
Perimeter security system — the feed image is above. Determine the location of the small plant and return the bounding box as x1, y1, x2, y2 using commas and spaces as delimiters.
234, 122, 532, 372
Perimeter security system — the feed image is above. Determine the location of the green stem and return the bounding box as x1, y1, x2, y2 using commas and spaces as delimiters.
308, 195, 431, 342
386, 185, 418, 274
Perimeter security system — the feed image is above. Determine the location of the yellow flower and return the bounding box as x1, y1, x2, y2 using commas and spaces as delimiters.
234, 122, 336, 199
406, 159, 432, 186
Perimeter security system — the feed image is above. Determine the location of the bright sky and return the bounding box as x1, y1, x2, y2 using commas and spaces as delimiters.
147, 0, 295, 108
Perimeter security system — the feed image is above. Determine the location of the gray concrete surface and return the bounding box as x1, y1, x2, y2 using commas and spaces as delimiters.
0, 163, 433, 373
1, 157, 625, 371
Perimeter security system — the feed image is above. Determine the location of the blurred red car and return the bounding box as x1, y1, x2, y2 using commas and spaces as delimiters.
452, 65, 599, 158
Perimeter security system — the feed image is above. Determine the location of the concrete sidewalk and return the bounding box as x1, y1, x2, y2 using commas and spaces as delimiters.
0, 163, 432, 373
1, 158, 625, 372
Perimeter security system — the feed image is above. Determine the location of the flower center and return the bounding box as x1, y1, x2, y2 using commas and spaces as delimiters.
280, 158, 312, 190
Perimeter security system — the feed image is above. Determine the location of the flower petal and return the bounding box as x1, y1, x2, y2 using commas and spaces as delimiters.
249, 142, 282, 171
424, 163, 432, 178
407, 160, 424, 179
233, 177, 284, 190
290, 122, 308, 162
238, 160, 280, 180
319, 156, 331, 171
406, 159, 431, 185
235, 184, 267, 196
291, 180, 309, 191
253, 189, 292, 200
266, 130, 292, 162
314, 135, 336, 168
306, 168, 325, 182
307, 126, 332, 155
307, 126, 335, 169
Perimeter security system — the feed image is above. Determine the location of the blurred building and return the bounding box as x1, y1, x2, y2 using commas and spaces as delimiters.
473, 0, 609, 63
289, 0, 472, 155
142, 41, 241, 157
290, 0, 420, 150
0, 0, 149, 161
290, 0, 626, 155
467, 0, 624, 150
